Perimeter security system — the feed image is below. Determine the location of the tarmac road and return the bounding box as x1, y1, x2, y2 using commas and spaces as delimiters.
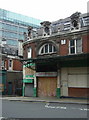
1, 99, 89, 119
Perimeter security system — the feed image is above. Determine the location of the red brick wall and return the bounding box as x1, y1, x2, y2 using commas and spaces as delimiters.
82, 34, 89, 53
23, 46, 27, 59
23, 42, 36, 59
13, 59, 23, 71
23, 33, 89, 59
5, 59, 8, 70
59, 34, 89, 56
4, 59, 22, 71
30, 43, 36, 58
59, 39, 69, 56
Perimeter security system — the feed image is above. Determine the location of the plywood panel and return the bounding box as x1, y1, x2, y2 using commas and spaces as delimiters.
38, 77, 57, 97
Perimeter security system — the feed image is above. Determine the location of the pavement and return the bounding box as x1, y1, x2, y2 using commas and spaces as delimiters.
0, 96, 89, 105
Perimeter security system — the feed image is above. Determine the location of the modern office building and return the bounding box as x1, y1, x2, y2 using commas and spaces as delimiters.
0, 8, 42, 48
0, 8, 42, 95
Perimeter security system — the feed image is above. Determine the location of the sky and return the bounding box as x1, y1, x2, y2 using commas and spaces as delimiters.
0, 0, 88, 22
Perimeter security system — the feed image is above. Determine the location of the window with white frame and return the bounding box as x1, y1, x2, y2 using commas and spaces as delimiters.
39, 43, 57, 55
83, 16, 89, 26
28, 47, 32, 58
63, 21, 71, 31
69, 38, 82, 54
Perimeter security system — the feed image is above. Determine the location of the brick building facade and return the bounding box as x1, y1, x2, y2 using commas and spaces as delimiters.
22, 12, 89, 98
0, 44, 23, 95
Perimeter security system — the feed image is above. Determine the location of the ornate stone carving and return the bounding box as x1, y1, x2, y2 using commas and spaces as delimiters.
40, 21, 51, 36
70, 12, 81, 29
28, 26, 33, 38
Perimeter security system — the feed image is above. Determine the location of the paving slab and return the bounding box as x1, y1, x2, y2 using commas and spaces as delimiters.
0, 96, 89, 105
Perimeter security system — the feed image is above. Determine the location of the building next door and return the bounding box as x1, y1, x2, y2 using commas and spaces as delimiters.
1, 70, 7, 95
37, 77, 57, 97
8, 82, 12, 95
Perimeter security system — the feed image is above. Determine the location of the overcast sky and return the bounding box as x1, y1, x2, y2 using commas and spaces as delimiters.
0, 0, 88, 22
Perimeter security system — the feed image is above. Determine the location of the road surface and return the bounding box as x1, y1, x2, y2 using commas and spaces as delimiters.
1, 100, 89, 119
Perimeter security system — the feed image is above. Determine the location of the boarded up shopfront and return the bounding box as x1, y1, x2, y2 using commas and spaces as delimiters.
61, 67, 89, 98
68, 67, 89, 97
36, 72, 57, 97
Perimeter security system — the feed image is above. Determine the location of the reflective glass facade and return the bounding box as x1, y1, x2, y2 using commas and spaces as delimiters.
0, 9, 42, 47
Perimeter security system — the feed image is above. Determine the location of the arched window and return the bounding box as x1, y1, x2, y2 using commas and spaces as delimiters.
39, 43, 57, 55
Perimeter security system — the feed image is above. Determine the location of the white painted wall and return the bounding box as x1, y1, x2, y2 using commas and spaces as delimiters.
61, 68, 68, 96
68, 67, 89, 88
60, 67, 89, 96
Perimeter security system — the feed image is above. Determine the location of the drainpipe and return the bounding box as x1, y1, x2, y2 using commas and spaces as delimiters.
56, 69, 61, 98
22, 65, 25, 97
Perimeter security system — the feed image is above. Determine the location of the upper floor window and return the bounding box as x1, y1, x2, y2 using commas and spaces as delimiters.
63, 21, 71, 31
39, 43, 57, 55
82, 16, 89, 26
69, 38, 82, 54
28, 47, 32, 58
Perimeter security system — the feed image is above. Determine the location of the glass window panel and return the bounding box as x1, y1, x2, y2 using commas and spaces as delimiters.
70, 40, 75, 46
7, 39, 18, 46
49, 44, 52, 52
53, 46, 56, 52
19, 27, 23, 33
18, 34, 24, 40
41, 48, 44, 54
76, 46, 82, 53
76, 39, 81, 47
0, 23, 2, 29
76, 39, 82, 53
70, 47, 75, 54
0, 31, 2, 36
39, 43, 57, 55
45, 44, 48, 53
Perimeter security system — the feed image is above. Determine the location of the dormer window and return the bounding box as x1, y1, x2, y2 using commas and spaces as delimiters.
40, 21, 51, 36
82, 16, 89, 26
44, 27, 50, 35
39, 43, 57, 55
70, 12, 81, 30
72, 19, 78, 27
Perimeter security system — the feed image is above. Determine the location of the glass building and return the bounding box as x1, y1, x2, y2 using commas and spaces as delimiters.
0, 8, 42, 47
